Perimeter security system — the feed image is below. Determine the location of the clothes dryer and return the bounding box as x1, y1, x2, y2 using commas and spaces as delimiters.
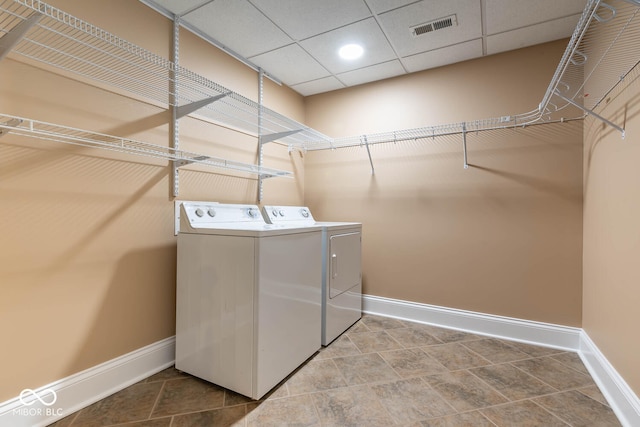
176, 202, 322, 399
262, 206, 362, 345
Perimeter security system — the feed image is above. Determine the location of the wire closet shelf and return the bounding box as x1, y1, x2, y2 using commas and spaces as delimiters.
0, 0, 638, 157
301, 0, 640, 151
0, 0, 332, 149
0, 113, 292, 178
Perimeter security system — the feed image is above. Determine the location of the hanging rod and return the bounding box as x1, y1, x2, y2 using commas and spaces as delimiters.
0, 113, 292, 178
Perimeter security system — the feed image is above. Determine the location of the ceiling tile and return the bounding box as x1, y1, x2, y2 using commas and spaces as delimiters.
291, 76, 346, 96
140, 0, 588, 96
249, 44, 330, 85
485, 0, 587, 34
337, 60, 406, 86
300, 18, 397, 74
144, 0, 211, 16
486, 15, 581, 55
364, 0, 421, 14
401, 39, 483, 73
250, 0, 371, 41
182, 0, 292, 57
377, 0, 482, 57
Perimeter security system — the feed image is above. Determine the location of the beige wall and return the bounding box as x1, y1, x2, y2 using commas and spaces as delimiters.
304, 40, 584, 326
7, 0, 637, 407
0, 0, 305, 401
582, 43, 640, 395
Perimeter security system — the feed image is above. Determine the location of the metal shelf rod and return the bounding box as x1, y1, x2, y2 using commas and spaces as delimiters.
555, 91, 625, 137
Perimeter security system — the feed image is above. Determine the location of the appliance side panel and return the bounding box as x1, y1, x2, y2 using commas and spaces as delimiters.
255, 231, 322, 398
176, 233, 255, 396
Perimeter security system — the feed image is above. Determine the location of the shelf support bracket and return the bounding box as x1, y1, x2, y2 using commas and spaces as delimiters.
0, 118, 23, 137
260, 129, 302, 144
361, 135, 375, 175
174, 155, 210, 168
0, 12, 42, 62
175, 93, 231, 118
462, 123, 469, 169
554, 91, 625, 137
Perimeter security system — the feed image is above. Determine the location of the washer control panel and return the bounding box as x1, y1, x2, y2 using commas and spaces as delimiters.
262, 205, 315, 224
181, 202, 264, 229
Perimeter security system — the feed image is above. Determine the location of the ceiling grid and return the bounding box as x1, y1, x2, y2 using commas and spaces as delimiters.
141, 0, 587, 96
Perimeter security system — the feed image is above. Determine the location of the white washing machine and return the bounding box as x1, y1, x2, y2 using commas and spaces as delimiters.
176, 202, 322, 400
262, 205, 362, 345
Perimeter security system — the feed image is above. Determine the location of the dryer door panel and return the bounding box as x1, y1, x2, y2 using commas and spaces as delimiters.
329, 232, 361, 298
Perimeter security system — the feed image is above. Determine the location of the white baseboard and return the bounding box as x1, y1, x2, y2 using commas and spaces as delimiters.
363, 294, 639, 427
2, 296, 638, 427
363, 294, 581, 350
0, 336, 175, 427
579, 331, 640, 427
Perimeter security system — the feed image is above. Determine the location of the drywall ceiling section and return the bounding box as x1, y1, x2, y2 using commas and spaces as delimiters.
140, 0, 588, 96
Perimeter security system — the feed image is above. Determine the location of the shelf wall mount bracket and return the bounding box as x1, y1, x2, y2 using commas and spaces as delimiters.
174, 155, 210, 168
260, 129, 302, 144
0, 118, 23, 137
462, 122, 469, 169
175, 92, 231, 118
554, 90, 625, 137
0, 11, 42, 62
361, 135, 375, 175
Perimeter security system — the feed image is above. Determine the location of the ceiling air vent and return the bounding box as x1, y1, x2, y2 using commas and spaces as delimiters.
411, 14, 457, 37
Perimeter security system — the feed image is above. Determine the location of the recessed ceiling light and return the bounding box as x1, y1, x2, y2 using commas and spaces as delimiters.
338, 44, 363, 60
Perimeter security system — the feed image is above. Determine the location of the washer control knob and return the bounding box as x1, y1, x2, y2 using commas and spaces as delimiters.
195, 208, 204, 217
247, 208, 257, 218
300, 208, 309, 218
207, 208, 216, 217
279, 209, 285, 217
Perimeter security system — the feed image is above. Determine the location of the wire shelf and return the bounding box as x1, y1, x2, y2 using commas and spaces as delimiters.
303, 108, 550, 151
304, 0, 640, 150
539, 0, 640, 119
0, 113, 292, 178
0, 0, 333, 147
1, 0, 637, 155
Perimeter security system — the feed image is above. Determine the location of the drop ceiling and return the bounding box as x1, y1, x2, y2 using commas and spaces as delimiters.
139, 0, 587, 96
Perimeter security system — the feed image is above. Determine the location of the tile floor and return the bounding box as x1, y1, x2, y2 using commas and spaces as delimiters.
50, 314, 621, 426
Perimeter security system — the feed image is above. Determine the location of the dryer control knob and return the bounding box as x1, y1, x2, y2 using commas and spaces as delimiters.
300, 208, 309, 218
195, 208, 204, 217
247, 208, 257, 218
279, 209, 285, 217
271, 209, 278, 217
207, 208, 216, 217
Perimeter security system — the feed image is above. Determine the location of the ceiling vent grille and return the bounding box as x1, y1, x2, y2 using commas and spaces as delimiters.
411, 14, 457, 37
